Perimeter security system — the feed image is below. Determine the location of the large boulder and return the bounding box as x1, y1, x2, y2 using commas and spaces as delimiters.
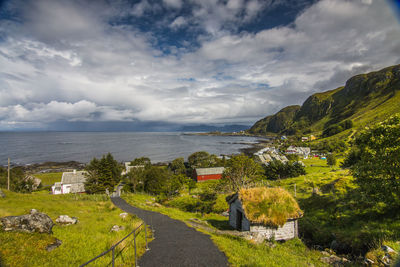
56, 215, 78, 225
0, 209, 54, 233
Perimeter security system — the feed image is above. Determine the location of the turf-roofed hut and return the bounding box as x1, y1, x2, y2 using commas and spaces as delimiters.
226, 187, 302, 241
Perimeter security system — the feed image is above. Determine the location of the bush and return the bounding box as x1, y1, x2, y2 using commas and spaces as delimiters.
167, 195, 201, 212
322, 119, 353, 138
212, 194, 229, 213
264, 161, 306, 180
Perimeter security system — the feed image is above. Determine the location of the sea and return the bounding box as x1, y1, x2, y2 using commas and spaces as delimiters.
0, 132, 263, 166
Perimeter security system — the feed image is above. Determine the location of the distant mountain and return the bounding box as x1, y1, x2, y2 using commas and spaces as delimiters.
249, 64, 400, 136
180, 124, 250, 132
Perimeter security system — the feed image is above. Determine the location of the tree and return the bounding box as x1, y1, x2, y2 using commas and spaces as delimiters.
131, 157, 151, 166
326, 153, 337, 167
222, 154, 263, 192
0, 166, 29, 193
341, 149, 361, 168
85, 153, 122, 194
125, 166, 146, 192
168, 157, 186, 175
264, 160, 306, 180
188, 151, 220, 169
351, 114, 400, 205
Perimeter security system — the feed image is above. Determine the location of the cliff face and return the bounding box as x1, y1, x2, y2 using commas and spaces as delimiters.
249, 64, 400, 136
249, 105, 300, 134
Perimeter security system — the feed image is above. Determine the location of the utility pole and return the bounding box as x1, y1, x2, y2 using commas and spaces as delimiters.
7, 158, 10, 191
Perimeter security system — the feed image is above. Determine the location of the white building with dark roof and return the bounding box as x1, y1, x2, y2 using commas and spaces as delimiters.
52, 170, 87, 194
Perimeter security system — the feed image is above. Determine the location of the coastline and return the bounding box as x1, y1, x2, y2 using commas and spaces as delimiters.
2, 133, 274, 170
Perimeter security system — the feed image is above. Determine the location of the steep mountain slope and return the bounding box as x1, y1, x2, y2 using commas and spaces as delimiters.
249, 64, 400, 136
250, 105, 300, 134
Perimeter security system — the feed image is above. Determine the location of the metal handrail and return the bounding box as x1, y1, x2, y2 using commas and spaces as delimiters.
80, 222, 149, 267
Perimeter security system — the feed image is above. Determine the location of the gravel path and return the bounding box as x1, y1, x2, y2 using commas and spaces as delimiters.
111, 196, 229, 267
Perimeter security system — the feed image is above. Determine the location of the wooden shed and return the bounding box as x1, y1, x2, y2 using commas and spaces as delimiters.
192, 167, 225, 182
226, 187, 302, 241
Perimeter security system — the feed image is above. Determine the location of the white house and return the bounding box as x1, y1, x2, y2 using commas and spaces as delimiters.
52, 170, 87, 194
121, 162, 145, 175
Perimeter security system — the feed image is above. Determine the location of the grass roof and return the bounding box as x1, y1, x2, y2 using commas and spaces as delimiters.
239, 187, 302, 228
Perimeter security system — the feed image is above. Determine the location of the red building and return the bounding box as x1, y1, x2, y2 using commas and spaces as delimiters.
193, 167, 225, 182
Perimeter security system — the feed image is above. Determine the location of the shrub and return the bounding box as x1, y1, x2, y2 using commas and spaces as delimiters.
167, 195, 201, 212
212, 194, 229, 213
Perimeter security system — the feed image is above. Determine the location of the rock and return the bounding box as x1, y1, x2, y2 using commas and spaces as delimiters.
364, 258, 375, 265
341, 257, 350, 263
0, 210, 54, 233
110, 225, 125, 232
56, 215, 78, 225
152, 203, 161, 208
321, 251, 330, 256
381, 245, 397, 254
145, 201, 152, 205
312, 187, 320, 196
320, 255, 342, 265
0, 189, 5, 198
251, 232, 265, 244
119, 212, 129, 219
381, 255, 391, 266
46, 238, 62, 252
221, 211, 229, 217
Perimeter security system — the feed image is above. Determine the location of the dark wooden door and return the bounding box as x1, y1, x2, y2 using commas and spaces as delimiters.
236, 210, 243, 231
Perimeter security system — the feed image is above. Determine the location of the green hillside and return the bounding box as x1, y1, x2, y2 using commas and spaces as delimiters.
249, 64, 400, 137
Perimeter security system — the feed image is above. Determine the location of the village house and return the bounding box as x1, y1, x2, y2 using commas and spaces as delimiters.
285, 146, 311, 158
51, 170, 87, 194
192, 167, 225, 182
226, 187, 302, 241
121, 162, 145, 175
254, 147, 288, 165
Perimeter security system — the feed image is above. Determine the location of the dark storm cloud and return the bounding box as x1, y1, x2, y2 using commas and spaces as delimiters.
0, 0, 399, 130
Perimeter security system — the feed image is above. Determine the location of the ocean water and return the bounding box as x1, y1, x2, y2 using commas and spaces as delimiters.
0, 132, 262, 165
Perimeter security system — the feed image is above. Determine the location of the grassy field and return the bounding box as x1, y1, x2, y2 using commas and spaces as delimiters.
122, 193, 328, 267
268, 158, 400, 261
33, 172, 63, 186
0, 190, 150, 266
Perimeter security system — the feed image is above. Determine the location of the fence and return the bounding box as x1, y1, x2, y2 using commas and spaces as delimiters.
80, 222, 150, 267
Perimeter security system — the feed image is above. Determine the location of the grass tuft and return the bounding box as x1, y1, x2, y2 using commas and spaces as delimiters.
239, 187, 302, 227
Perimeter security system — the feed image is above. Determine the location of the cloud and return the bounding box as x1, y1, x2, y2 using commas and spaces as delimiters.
163, 0, 182, 9
0, 0, 399, 130
170, 16, 187, 29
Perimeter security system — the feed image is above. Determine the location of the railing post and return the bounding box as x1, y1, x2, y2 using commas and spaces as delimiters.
112, 247, 115, 267
134, 231, 137, 267
145, 223, 149, 250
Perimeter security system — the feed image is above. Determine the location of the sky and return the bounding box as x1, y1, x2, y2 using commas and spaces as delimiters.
0, 0, 400, 131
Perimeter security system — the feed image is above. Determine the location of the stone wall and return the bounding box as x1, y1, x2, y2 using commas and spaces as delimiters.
250, 219, 297, 241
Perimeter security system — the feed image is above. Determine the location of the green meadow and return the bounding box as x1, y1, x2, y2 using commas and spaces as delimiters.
33, 172, 63, 186
0, 190, 150, 266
